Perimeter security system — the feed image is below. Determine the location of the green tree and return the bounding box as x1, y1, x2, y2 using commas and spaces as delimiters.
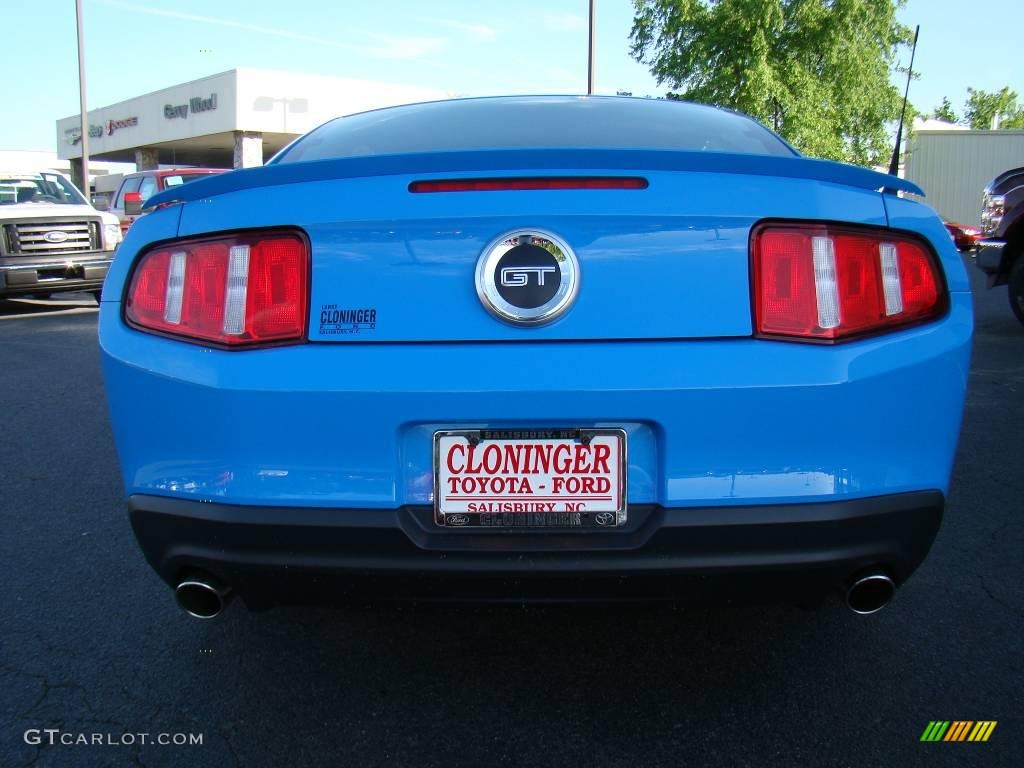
629, 0, 912, 165
931, 97, 958, 124
964, 87, 1024, 129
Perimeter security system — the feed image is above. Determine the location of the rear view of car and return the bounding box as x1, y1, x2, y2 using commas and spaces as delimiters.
99, 97, 972, 618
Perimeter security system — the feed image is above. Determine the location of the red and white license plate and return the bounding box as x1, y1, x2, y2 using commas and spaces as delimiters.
433, 429, 626, 528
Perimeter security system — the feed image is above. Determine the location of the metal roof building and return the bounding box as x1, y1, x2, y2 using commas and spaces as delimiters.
906, 128, 1024, 224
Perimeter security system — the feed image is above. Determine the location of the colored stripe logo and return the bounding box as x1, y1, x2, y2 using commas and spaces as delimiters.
921, 721, 997, 742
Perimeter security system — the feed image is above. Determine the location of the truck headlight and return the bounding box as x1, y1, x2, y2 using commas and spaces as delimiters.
981, 193, 1004, 236
103, 222, 123, 250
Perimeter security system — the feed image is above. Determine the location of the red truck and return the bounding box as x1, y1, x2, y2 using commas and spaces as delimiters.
108, 168, 226, 233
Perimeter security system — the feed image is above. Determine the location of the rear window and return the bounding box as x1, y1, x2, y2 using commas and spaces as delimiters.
138, 175, 158, 202
115, 176, 142, 209
276, 96, 795, 164
163, 174, 213, 188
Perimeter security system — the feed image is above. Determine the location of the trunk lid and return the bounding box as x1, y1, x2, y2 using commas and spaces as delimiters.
173, 151, 893, 342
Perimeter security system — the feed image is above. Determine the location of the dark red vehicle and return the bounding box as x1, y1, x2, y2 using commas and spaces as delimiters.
109, 168, 226, 233
943, 221, 982, 252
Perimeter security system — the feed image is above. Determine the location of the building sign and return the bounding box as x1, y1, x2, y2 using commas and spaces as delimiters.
106, 117, 139, 135
164, 94, 218, 119
64, 124, 105, 145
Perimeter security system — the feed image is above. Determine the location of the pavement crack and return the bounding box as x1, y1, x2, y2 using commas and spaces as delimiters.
10, 745, 42, 768
977, 573, 1013, 611
0, 661, 100, 720
989, 520, 1010, 542
218, 726, 242, 768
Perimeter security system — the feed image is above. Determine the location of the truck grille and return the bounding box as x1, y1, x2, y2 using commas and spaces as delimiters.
2, 220, 100, 255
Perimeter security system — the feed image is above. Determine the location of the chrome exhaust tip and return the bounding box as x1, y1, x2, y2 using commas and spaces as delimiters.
845, 573, 895, 615
175, 577, 231, 619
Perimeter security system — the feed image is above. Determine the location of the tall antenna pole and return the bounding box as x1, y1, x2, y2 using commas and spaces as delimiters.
587, 0, 595, 94
75, 0, 90, 195
888, 24, 919, 178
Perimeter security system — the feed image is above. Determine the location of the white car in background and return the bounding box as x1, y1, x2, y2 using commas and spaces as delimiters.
0, 170, 121, 302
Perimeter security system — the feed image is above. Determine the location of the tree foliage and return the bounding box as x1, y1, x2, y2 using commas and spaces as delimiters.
963, 87, 1024, 129
931, 97, 958, 124
629, 0, 912, 165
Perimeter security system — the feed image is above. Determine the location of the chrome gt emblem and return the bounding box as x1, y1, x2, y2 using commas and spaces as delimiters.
594, 511, 616, 527
500, 266, 556, 287
476, 229, 579, 325
44, 231, 69, 244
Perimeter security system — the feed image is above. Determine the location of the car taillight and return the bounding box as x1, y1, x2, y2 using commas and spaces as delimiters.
752, 223, 946, 342
125, 231, 308, 347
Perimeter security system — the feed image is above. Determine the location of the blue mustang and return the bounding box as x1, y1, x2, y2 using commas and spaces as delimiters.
99, 96, 972, 618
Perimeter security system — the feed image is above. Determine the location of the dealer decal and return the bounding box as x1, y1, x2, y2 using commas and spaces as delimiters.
319, 304, 377, 335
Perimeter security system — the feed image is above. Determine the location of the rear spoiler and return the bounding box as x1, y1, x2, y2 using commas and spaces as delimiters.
144, 148, 924, 210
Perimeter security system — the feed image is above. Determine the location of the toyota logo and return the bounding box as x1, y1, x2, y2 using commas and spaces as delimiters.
595, 512, 616, 527
43, 231, 69, 244
475, 229, 579, 325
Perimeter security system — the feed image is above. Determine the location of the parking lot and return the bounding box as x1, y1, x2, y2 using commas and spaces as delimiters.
1, 259, 1020, 768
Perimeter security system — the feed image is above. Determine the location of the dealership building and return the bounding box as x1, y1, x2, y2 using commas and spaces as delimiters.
57, 68, 448, 189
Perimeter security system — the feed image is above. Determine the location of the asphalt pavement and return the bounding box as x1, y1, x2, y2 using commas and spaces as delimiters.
1, 262, 1020, 768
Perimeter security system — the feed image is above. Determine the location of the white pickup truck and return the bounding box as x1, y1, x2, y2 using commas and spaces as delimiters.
0, 170, 122, 301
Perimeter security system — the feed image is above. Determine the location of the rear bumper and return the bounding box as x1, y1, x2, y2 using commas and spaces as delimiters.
100, 296, 973, 510
130, 490, 944, 606
0, 254, 112, 296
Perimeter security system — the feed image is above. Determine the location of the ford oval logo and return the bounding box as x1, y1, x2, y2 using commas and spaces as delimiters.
44, 231, 69, 244
446, 513, 470, 527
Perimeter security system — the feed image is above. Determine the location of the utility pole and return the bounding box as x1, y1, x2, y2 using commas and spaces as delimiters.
587, 0, 595, 94
75, 0, 89, 196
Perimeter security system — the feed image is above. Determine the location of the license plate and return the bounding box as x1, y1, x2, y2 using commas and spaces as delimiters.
433, 428, 627, 528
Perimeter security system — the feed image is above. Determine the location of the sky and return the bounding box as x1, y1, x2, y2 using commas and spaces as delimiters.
2, 0, 1021, 152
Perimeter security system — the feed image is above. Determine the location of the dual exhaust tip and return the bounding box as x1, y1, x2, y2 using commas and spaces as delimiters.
175, 576, 231, 619
845, 572, 895, 615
